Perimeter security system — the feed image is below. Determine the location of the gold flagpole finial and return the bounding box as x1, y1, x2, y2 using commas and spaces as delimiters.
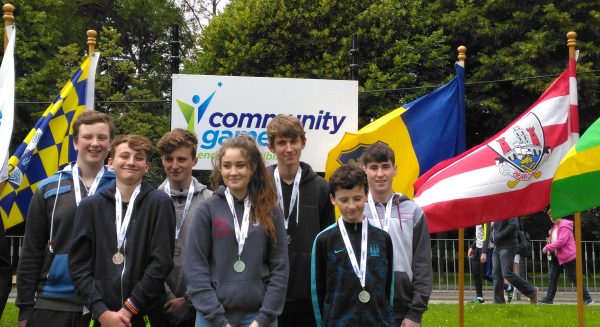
3, 3, 15, 52
3, 3, 14, 27
567, 31, 577, 59
457, 45, 467, 63
87, 30, 97, 57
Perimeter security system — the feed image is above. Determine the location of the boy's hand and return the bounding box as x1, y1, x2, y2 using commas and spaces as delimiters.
249, 321, 260, 327
98, 310, 131, 327
467, 248, 473, 257
480, 253, 487, 263
400, 318, 420, 327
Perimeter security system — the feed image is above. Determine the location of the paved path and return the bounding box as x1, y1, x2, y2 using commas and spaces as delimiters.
431, 289, 598, 304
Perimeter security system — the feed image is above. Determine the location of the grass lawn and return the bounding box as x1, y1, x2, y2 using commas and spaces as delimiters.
3, 302, 600, 326
423, 303, 600, 327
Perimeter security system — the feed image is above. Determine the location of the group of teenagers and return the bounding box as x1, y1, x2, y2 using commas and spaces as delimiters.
13, 111, 433, 327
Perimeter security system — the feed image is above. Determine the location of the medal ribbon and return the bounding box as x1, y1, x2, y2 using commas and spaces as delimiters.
115, 184, 141, 250
367, 192, 394, 232
274, 167, 302, 229
225, 188, 251, 259
72, 163, 105, 206
164, 181, 195, 239
338, 216, 368, 289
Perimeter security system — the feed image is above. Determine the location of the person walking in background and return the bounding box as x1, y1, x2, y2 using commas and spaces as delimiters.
157, 129, 213, 326
16, 111, 116, 327
468, 223, 491, 303
186, 135, 288, 327
266, 115, 334, 327
491, 218, 538, 304
539, 209, 594, 305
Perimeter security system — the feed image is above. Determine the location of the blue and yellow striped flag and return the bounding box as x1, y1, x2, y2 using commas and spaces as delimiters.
0, 53, 99, 228
325, 63, 465, 199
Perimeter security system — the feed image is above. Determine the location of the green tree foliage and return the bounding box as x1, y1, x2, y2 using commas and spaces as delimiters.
187, 0, 600, 238
2, 0, 192, 186
188, 0, 600, 138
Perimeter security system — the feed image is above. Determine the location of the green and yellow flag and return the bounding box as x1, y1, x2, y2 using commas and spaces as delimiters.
551, 116, 600, 218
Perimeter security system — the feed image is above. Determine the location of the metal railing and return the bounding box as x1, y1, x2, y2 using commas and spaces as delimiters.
432, 238, 599, 293
6, 236, 599, 294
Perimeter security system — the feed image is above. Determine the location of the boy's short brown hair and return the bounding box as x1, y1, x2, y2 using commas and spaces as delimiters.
157, 128, 198, 157
329, 165, 368, 197
73, 110, 115, 140
361, 141, 395, 165
266, 115, 306, 145
110, 135, 152, 161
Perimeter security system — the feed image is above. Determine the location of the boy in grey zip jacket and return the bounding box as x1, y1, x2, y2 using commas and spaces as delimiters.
361, 142, 432, 326
158, 128, 213, 326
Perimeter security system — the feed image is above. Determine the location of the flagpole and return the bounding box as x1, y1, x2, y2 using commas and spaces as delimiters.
566, 30, 584, 327
456, 45, 466, 327
0, 4, 14, 195
3, 4, 14, 52
87, 30, 96, 57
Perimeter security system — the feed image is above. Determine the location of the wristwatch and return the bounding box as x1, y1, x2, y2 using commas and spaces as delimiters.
183, 292, 193, 307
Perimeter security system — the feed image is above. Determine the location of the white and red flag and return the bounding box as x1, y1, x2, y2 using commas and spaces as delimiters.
414, 58, 579, 233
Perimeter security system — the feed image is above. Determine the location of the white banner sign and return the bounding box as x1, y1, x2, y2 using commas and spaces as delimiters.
171, 75, 358, 171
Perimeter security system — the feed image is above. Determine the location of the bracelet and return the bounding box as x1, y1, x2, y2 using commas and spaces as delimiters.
124, 298, 139, 315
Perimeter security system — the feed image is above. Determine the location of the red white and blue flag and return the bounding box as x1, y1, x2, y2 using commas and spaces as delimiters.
414, 58, 579, 233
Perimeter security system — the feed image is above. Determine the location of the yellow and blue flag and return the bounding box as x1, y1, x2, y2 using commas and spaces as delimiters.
325, 62, 465, 199
0, 53, 99, 228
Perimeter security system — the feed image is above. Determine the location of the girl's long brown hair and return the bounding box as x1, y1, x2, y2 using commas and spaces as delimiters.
211, 134, 278, 241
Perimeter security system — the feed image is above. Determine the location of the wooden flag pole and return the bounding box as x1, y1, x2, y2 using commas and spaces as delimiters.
457, 45, 466, 327
1, 4, 14, 195
566, 31, 584, 327
3, 3, 14, 52
87, 30, 97, 57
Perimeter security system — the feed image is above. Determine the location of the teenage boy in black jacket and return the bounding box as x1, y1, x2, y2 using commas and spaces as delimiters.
70, 135, 176, 327
266, 115, 335, 327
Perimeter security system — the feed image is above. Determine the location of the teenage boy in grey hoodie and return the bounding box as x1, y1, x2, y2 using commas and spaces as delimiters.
361, 142, 433, 327
158, 128, 212, 326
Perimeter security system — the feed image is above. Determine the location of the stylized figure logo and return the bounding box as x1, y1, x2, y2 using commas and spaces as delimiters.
176, 82, 222, 132
488, 113, 551, 188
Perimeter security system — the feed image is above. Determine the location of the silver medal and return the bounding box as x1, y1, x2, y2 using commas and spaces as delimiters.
112, 252, 124, 265
173, 246, 182, 256
233, 259, 246, 273
358, 290, 371, 303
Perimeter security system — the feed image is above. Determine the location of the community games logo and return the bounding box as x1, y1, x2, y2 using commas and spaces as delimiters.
488, 113, 551, 188
175, 82, 221, 132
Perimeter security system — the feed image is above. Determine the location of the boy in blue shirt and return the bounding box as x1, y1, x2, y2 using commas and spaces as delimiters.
311, 165, 394, 327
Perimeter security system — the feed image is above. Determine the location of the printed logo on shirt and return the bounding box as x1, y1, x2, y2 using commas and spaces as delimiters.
369, 244, 380, 258
213, 215, 230, 238
334, 248, 346, 254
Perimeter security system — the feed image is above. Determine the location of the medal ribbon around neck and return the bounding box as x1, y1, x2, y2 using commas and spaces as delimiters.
224, 188, 251, 260
274, 166, 302, 229
164, 181, 195, 239
72, 163, 105, 206
367, 192, 394, 232
338, 216, 368, 290
115, 184, 141, 251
